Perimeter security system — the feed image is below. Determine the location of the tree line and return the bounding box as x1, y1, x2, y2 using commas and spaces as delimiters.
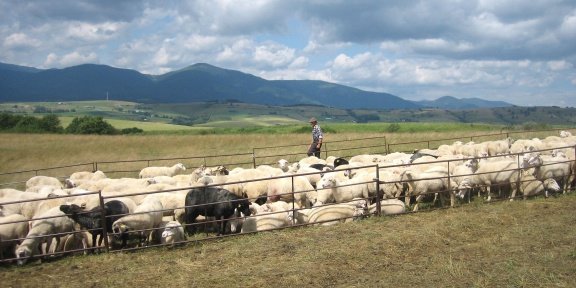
0, 113, 143, 135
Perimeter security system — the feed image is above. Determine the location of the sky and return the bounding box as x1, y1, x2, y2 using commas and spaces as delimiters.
1, 0, 575, 107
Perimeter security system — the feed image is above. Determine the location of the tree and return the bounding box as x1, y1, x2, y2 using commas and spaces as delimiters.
14, 116, 42, 132
39, 114, 64, 133
0, 113, 22, 130
121, 127, 144, 134
65, 116, 118, 135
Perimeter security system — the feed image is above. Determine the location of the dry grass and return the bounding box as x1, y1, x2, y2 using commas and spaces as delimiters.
1, 194, 574, 287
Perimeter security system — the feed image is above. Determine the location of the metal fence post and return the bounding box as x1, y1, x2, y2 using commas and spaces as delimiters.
99, 191, 110, 253
252, 148, 257, 168
375, 165, 381, 217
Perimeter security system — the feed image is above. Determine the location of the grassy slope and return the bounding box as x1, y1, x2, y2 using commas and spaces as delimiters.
1, 195, 574, 287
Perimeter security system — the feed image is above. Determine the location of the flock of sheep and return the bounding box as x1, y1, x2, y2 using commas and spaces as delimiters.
0, 130, 574, 265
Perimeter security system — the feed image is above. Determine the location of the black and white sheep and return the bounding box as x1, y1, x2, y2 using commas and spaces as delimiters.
59, 199, 130, 250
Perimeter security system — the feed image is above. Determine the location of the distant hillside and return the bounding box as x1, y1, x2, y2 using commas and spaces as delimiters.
0, 62, 513, 109
416, 96, 514, 109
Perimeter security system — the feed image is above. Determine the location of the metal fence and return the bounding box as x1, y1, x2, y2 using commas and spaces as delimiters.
2, 127, 573, 190
1, 128, 575, 265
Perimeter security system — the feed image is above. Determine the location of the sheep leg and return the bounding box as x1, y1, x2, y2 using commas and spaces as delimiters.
404, 190, 412, 208
486, 185, 492, 201
412, 195, 424, 211
218, 216, 228, 236
509, 182, 518, 201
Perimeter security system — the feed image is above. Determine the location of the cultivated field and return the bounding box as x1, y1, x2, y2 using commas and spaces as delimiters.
1, 128, 575, 287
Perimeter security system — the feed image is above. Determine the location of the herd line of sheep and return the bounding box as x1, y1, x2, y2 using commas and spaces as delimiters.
1, 130, 575, 265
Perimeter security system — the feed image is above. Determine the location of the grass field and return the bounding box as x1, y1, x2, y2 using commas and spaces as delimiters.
1, 127, 575, 287
0, 194, 574, 287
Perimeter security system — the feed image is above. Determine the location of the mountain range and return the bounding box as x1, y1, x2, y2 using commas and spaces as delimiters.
0, 62, 514, 110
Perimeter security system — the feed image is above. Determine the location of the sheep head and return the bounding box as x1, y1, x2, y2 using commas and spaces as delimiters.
455, 179, 472, 200
278, 159, 290, 171
15, 245, 33, 266
64, 178, 76, 188
543, 179, 561, 192
464, 158, 480, 172
175, 163, 186, 172
59, 203, 84, 215
112, 222, 129, 234
318, 175, 337, 189
234, 198, 252, 217
521, 152, 542, 169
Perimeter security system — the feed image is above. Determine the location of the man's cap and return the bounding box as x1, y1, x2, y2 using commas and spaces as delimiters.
309, 117, 317, 123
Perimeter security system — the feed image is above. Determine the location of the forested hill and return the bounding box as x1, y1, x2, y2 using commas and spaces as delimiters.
0, 62, 512, 110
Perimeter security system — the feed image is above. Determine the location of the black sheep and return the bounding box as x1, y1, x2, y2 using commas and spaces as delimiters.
59, 200, 129, 249
184, 187, 251, 236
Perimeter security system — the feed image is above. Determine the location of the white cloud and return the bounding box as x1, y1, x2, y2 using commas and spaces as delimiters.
3, 33, 41, 49
44, 51, 99, 67
1, 0, 575, 107
253, 43, 295, 68
65, 21, 126, 42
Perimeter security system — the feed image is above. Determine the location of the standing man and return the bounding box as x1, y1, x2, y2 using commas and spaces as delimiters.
307, 117, 323, 158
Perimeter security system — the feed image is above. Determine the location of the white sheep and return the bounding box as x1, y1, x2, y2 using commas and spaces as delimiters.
141, 186, 188, 219
400, 169, 457, 211
520, 174, 561, 199
315, 173, 372, 206
159, 220, 186, 247
368, 199, 406, 216
287, 163, 327, 188
256, 164, 284, 176
222, 168, 271, 202
25, 176, 63, 191
169, 165, 207, 186
296, 203, 367, 226
376, 169, 405, 199
451, 158, 480, 201
111, 198, 163, 248
0, 191, 45, 219
298, 156, 327, 167
65, 170, 107, 188
510, 138, 543, 154
560, 130, 573, 138
484, 137, 513, 156
240, 211, 292, 233
267, 174, 316, 208
0, 213, 29, 259
100, 177, 156, 204
139, 163, 187, 178
15, 206, 76, 265
0, 188, 23, 198
349, 154, 382, 164
529, 152, 573, 193
463, 152, 541, 202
